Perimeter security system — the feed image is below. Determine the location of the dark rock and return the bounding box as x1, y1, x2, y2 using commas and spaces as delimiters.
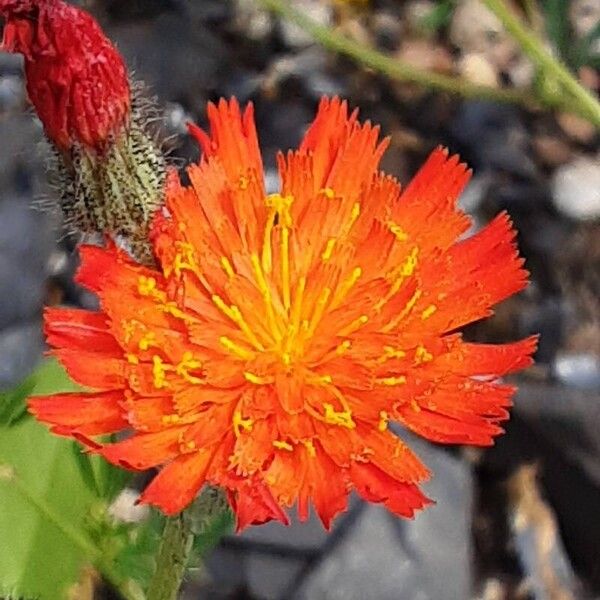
0, 320, 44, 390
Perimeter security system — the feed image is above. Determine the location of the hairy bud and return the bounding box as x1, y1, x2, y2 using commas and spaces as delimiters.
1, 0, 165, 263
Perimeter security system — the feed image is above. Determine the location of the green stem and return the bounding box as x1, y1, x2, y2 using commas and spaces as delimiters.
258, 0, 538, 107
147, 513, 194, 600
258, 0, 600, 125
0, 465, 139, 600
483, 0, 600, 126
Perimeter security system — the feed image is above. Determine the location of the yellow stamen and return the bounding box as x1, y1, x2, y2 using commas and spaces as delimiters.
421, 304, 437, 320
221, 256, 235, 278
332, 267, 362, 308
273, 440, 294, 451
212, 294, 265, 351
162, 414, 181, 425
378, 411, 389, 432
388, 221, 409, 241
339, 314, 368, 336
281, 224, 291, 311
322, 238, 336, 261
415, 345, 433, 363
323, 403, 355, 429
306, 287, 331, 338
175, 351, 204, 384
377, 346, 406, 363
251, 254, 282, 340
138, 332, 157, 351
244, 372, 275, 385
320, 187, 335, 199
233, 410, 253, 437
382, 289, 422, 333
152, 355, 168, 389
302, 439, 316, 457
377, 376, 407, 386
336, 340, 351, 355
126, 353, 139, 365
219, 336, 256, 360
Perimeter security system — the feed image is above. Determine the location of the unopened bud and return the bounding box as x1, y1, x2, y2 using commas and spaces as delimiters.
1, 0, 166, 263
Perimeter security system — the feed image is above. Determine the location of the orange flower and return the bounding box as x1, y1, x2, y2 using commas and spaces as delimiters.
29, 98, 536, 530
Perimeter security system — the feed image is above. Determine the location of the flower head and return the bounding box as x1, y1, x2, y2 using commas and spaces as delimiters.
29, 97, 536, 530
1, 0, 130, 151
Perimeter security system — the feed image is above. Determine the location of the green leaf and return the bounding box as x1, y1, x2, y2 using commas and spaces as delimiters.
0, 359, 130, 599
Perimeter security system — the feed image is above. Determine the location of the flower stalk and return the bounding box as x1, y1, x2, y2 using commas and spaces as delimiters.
147, 513, 194, 600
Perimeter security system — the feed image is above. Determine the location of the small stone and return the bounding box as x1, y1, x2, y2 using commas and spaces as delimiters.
397, 39, 454, 74
279, 0, 332, 48
458, 53, 500, 87
552, 155, 600, 221
371, 10, 404, 52
232, 0, 273, 42
557, 112, 597, 144
569, 0, 600, 39
553, 352, 600, 390
532, 134, 573, 167
449, 0, 520, 72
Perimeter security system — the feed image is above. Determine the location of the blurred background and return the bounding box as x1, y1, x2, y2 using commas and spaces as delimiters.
0, 1, 599, 599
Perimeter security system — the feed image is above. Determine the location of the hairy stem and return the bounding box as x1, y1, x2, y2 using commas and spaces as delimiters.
147, 513, 194, 600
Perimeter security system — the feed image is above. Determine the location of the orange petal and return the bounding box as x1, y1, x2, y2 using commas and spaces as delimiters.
28, 390, 127, 436
99, 427, 186, 470
43, 307, 120, 354
53, 349, 126, 390
138, 448, 213, 515
351, 461, 431, 518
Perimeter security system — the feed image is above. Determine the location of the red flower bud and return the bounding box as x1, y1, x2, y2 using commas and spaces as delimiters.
0, 0, 130, 151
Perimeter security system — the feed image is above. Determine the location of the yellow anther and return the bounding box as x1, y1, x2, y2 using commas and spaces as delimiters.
320, 187, 335, 199
421, 304, 437, 320
233, 410, 253, 437
162, 414, 181, 425
313, 374, 333, 385
322, 238, 336, 261
302, 439, 317, 457
415, 345, 433, 363
400, 247, 419, 277
382, 289, 422, 332
138, 332, 157, 351
411, 400, 421, 412
221, 256, 235, 278
138, 276, 158, 297
273, 440, 294, 451
251, 254, 281, 340
186, 440, 196, 450
336, 340, 351, 355
339, 314, 369, 336
388, 221, 409, 241
244, 372, 275, 385
378, 411, 389, 432
289, 276, 306, 335
332, 267, 362, 307
323, 403, 355, 429
349, 202, 361, 227
307, 287, 332, 338
122, 320, 137, 344
213, 294, 265, 350
220, 336, 256, 360
281, 224, 291, 311
377, 376, 407, 386
383, 346, 406, 359
126, 353, 139, 365
239, 175, 250, 190
175, 352, 204, 384
281, 352, 292, 366
173, 242, 202, 279
152, 355, 168, 389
